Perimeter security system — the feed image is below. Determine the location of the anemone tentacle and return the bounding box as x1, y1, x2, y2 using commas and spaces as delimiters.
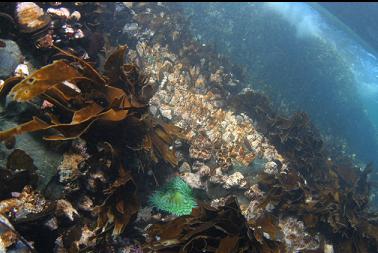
149, 177, 197, 216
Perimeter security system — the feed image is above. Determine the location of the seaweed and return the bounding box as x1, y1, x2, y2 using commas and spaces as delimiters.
89, 142, 140, 236
0, 44, 184, 248
144, 196, 285, 253
230, 89, 378, 253
0, 45, 183, 166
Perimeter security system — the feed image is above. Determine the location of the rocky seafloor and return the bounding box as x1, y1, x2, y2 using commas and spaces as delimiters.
0, 2, 377, 253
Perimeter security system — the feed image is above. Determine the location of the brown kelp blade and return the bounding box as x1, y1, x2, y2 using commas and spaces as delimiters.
0, 76, 23, 105
0, 117, 50, 141
52, 45, 107, 86
8, 60, 81, 102
104, 45, 128, 83
43, 108, 129, 141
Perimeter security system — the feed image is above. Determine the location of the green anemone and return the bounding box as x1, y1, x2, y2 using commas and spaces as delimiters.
149, 177, 197, 216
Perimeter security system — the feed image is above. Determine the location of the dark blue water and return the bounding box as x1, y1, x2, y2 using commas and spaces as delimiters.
180, 2, 378, 168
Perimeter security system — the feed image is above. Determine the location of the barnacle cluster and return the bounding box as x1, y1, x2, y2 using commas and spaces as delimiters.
149, 177, 197, 216
16, 2, 50, 33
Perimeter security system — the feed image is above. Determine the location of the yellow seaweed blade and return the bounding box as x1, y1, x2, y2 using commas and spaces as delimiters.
8, 60, 81, 102
52, 45, 107, 86
0, 117, 51, 141
0, 76, 23, 105
43, 108, 129, 141
104, 45, 128, 83
71, 103, 104, 124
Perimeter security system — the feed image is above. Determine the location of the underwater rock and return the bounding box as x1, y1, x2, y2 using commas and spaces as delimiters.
180, 172, 205, 190
0, 186, 45, 217
210, 68, 225, 84
0, 149, 39, 198
57, 152, 86, 184
224, 171, 247, 189
0, 120, 61, 189
178, 161, 190, 173
159, 105, 173, 120
44, 217, 58, 231
210, 196, 229, 209
191, 160, 205, 172
197, 164, 211, 178
209, 167, 247, 190
123, 22, 139, 36
264, 160, 278, 174
46, 7, 70, 19
0, 40, 22, 78
188, 135, 213, 161
245, 184, 266, 220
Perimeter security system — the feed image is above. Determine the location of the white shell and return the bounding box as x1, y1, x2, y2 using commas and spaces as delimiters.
70, 11, 81, 21
14, 63, 29, 77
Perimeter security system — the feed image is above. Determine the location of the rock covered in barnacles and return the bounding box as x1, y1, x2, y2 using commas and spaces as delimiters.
16, 2, 51, 33
0, 185, 51, 224
123, 22, 139, 37
189, 135, 213, 161
244, 184, 264, 200
210, 68, 225, 84
0, 40, 22, 78
197, 164, 211, 178
245, 184, 266, 220
209, 167, 247, 190
71, 138, 89, 158
133, 21, 287, 185
210, 196, 228, 209
0, 214, 30, 252
178, 162, 191, 173
264, 160, 279, 174
224, 171, 247, 189
57, 139, 88, 186
159, 105, 173, 120
57, 153, 86, 184
278, 217, 320, 252
194, 74, 207, 91
181, 172, 205, 190
47, 7, 70, 19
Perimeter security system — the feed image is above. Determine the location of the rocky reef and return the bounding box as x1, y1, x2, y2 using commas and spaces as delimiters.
0, 2, 376, 253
